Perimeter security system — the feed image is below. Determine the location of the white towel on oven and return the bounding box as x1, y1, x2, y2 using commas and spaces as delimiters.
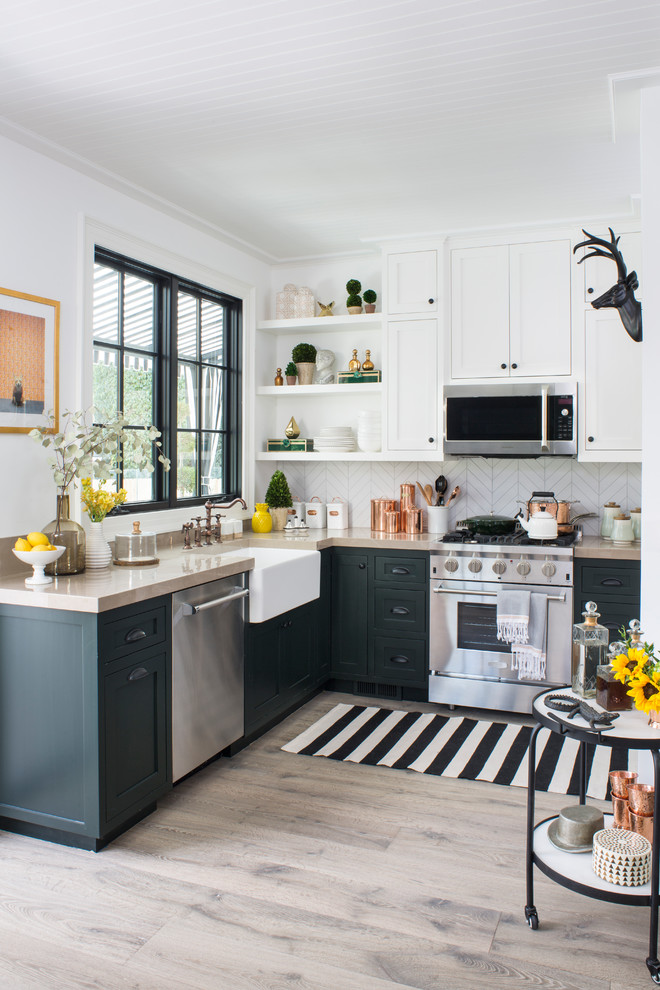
496, 590, 531, 645
510, 593, 547, 681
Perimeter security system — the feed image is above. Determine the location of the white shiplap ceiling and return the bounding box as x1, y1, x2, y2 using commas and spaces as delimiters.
1, 0, 659, 260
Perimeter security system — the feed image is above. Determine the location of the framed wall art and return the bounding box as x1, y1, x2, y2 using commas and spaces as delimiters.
0, 286, 59, 434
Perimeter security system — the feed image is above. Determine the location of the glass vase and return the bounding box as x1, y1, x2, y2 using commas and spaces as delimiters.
85, 520, 113, 569
572, 601, 609, 698
43, 493, 86, 575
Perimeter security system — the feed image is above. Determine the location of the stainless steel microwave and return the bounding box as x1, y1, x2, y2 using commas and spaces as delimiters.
443, 383, 577, 457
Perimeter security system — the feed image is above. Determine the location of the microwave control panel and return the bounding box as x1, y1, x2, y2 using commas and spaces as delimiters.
548, 395, 574, 441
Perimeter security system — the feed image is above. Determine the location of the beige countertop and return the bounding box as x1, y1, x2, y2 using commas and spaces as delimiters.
0, 527, 638, 612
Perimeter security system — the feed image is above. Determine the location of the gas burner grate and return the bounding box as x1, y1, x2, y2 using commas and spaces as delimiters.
439, 528, 578, 548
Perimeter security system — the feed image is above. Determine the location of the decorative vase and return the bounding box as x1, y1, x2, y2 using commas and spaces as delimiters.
364, 303, 376, 314
347, 306, 362, 315
270, 507, 289, 531
295, 362, 315, 386
85, 520, 113, 569
286, 376, 297, 385
43, 493, 86, 575
251, 503, 272, 533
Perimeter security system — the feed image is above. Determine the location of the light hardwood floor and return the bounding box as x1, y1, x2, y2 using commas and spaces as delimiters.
0, 691, 653, 990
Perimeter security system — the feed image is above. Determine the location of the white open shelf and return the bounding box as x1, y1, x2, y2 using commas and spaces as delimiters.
256, 450, 390, 461
257, 383, 382, 396
257, 314, 382, 334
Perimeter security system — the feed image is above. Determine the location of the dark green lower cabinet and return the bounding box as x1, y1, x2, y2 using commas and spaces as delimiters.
0, 597, 172, 850
574, 557, 641, 637
330, 548, 429, 697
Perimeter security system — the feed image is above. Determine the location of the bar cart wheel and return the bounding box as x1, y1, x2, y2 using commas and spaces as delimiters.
647, 959, 660, 984
525, 906, 539, 930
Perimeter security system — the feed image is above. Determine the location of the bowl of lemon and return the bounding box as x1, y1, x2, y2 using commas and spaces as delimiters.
13, 532, 65, 585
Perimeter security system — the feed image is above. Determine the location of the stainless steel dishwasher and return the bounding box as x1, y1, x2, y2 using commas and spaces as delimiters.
172, 575, 248, 782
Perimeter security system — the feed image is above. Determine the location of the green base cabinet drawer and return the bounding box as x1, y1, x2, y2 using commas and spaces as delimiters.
99, 602, 168, 664
578, 562, 640, 601
373, 587, 426, 634
372, 636, 427, 683
374, 554, 427, 587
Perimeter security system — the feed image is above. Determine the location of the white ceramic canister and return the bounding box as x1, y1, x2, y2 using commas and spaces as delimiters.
630, 507, 642, 542
610, 513, 634, 545
305, 496, 326, 528
326, 497, 348, 529
601, 502, 621, 540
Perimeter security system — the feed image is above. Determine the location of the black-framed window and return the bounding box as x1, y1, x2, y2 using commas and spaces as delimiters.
92, 248, 242, 509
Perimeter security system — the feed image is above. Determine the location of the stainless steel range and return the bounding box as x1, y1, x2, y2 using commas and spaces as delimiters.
429, 530, 574, 714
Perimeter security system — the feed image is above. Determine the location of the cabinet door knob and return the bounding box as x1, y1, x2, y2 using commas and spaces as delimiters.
511, 363, 518, 369
501, 363, 507, 369
588, 287, 594, 294
125, 627, 147, 643
128, 666, 149, 681
588, 436, 595, 443
428, 298, 435, 304
358, 563, 366, 569
428, 437, 435, 444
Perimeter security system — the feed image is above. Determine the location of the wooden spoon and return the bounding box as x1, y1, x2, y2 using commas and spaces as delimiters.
424, 484, 435, 505
416, 482, 432, 505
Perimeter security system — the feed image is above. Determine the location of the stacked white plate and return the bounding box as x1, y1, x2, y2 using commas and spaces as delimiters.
313, 426, 356, 452
357, 410, 382, 452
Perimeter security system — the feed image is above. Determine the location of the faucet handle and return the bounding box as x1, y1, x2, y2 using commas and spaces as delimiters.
181, 521, 193, 550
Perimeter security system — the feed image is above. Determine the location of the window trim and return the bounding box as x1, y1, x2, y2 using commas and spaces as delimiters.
92, 245, 243, 513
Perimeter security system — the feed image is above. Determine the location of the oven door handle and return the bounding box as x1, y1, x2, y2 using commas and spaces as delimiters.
432, 586, 566, 603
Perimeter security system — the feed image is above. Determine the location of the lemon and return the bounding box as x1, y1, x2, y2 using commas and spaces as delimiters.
32, 544, 55, 552
14, 537, 32, 552
27, 531, 49, 547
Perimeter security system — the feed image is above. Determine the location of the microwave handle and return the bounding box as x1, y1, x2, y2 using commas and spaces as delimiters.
541, 386, 549, 452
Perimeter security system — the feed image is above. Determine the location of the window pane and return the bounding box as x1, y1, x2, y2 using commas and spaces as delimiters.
201, 433, 223, 496
93, 347, 119, 419
201, 365, 224, 431
93, 265, 119, 344
177, 362, 198, 429
124, 275, 155, 350
201, 299, 224, 364
177, 432, 198, 498
177, 292, 197, 359
123, 433, 155, 503
123, 353, 153, 426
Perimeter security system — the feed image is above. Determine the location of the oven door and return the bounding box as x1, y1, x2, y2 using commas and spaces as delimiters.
429, 579, 572, 686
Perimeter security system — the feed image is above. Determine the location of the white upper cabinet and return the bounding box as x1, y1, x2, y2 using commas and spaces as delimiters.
582, 309, 642, 458
385, 318, 438, 453
578, 230, 643, 303
387, 250, 438, 314
450, 239, 572, 380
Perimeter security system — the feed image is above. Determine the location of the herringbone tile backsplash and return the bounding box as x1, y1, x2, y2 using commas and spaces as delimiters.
276, 458, 641, 534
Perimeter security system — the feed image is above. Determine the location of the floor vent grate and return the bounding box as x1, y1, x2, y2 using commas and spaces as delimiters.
354, 681, 399, 699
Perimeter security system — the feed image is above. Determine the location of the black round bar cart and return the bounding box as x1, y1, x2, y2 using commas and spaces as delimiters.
526, 687, 660, 984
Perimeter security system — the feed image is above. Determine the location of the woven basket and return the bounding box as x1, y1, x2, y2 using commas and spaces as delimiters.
593, 827, 651, 886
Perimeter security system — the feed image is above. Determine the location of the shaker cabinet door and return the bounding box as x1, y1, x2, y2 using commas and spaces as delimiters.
583, 310, 642, 453
451, 246, 510, 379
387, 250, 438, 314
385, 318, 438, 452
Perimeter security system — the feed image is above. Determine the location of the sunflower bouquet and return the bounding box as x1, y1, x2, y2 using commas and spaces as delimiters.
610, 621, 660, 715
80, 478, 128, 523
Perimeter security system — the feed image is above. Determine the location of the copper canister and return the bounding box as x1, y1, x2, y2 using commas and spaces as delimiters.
402, 507, 423, 534
371, 498, 398, 531
385, 510, 399, 534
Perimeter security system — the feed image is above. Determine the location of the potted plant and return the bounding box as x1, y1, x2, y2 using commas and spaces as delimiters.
291, 342, 317, 386
346, 278, 362, 315
285, 361, 298, 385
264, 469, 293, 531
363, 289, 377, 314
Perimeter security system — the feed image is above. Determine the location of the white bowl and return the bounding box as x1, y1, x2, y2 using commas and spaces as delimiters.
12, 545, 66, 585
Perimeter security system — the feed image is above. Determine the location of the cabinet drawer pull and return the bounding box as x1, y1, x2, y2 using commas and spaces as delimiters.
391, 567, 410, 575
390, 655, 410, 664
125, 627, 147, 643
600, 578, 623, 587
128, 667, 149, 681
390, 606, 410, 615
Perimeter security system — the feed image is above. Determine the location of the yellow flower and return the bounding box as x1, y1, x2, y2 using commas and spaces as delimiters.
627, 671, 660, 714
611, 649, 645, 683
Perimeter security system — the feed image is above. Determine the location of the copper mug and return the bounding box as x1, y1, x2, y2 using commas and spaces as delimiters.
628, 783, 655, 816
630, 809, 654, 843
609, 770, 638, 799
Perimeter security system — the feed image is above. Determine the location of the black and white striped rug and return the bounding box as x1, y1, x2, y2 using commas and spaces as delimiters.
282, 703, 634, 800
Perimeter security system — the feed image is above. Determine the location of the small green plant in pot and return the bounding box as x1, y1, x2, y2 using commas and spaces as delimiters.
265, 469, 293, 530
363, 289, 377, 314
285, 361, 298, 385
346, 278, 362, 314
292, 342, 317, 385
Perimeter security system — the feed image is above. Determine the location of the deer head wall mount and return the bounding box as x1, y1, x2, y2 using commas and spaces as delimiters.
573, 227, 642, 342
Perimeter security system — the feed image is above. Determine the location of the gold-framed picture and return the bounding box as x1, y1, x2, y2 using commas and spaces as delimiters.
0, 286, 59, 434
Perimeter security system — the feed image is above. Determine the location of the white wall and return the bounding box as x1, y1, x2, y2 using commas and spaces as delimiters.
269, 255, 382, 320
640, 86, 660, 627
0, 136, 270, 539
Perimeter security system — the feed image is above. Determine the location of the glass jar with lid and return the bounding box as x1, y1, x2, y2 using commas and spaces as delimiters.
572, 601, 609, 698
596, 641, 633, 711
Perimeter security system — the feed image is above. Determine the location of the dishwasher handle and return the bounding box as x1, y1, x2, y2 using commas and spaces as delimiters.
182, 587, 248, 615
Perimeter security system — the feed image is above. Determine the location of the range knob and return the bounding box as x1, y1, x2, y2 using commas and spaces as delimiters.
444, 557, 459, 573
468, 556, 482, 573
492, 558, 507, 576
516, 560, 531, 576
542, 559, 556, 578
